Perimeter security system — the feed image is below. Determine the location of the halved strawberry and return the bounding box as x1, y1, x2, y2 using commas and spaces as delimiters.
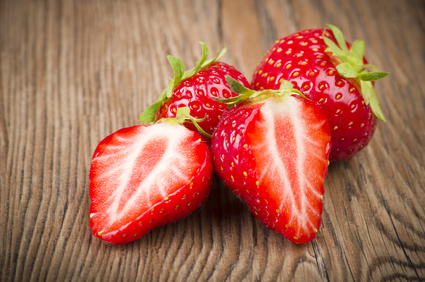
212, 78, 331, 243
89, 110, 213, 244
139, 42, 250, 143
252, 25, 387, 161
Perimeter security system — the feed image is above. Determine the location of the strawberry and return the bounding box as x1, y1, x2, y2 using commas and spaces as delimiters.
89, 109, 213, 244
252, 24, 387, 161
212, 77, 331, 244
139, 42, 250, 142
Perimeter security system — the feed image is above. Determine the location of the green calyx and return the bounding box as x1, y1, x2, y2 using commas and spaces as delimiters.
323, 24, 388, 121
139, 42, 226, 123
156, 107, 212, 139
217, 76, 308, 107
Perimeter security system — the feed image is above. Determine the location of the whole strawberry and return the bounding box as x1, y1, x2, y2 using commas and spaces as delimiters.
140, 42, 250, 142
252, 25, 387, 161
212, 77, 331, 244
90, 108, 213, 244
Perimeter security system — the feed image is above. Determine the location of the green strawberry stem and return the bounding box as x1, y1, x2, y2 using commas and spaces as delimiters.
156, 107, 212, 139
323, 24, 388, 121
139, 42, 226, 124
216, 76, 308, 107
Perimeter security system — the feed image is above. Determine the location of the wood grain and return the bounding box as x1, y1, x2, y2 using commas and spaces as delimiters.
1, 0, 424, 280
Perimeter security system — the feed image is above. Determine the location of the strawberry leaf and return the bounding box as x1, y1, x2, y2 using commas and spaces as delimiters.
327, 24, 348, 52
357, 72, 388, 81
156, 106, 211, 138
361, 80, 386, 121
360, 80, 371, 106
336, 63, 359, 78
279, 80, 295, 92
190, 119, 212, 139
138, 100, 163, 123
324, 24, 388, 121
323, 36, 348, 61
183, 42, 209, 79
168, 56, 185, 89
220, 76, 308, 106
202, 45, 226, 68
198, 42, 210, 66
277, 80, 309, 100
350, 40, 365, 62
178, 42, 226, 83
183, 42, 226, 80
226, 76, 255, 96
364, 64, 381, 73
176, 106, 191, 118
212, 76, 256, 105
173, 106, 212, 138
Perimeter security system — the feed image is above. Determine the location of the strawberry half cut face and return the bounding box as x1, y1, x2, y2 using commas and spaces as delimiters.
212, 95, 331, 243
89, 123, 213, 244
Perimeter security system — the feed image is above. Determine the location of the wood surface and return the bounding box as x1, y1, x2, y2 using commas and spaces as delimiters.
1, 0, 425, 281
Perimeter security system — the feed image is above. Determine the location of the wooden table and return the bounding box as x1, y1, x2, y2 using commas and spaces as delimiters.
1, 0, 424, 280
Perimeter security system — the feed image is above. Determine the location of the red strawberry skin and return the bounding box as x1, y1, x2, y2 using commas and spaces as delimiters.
252, 29, 377, 161
89, 123, 213, 244
211, 95, 331, 243
155, 62, 250, 140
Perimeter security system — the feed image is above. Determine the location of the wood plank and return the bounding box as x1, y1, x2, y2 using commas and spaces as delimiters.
1, 0, 424, 280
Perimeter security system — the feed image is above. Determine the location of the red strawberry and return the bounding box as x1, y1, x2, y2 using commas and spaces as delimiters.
212, 77, 331, 243
252, 24, 387, 161
89, 110, 213, 244
139, 42, 250, 142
